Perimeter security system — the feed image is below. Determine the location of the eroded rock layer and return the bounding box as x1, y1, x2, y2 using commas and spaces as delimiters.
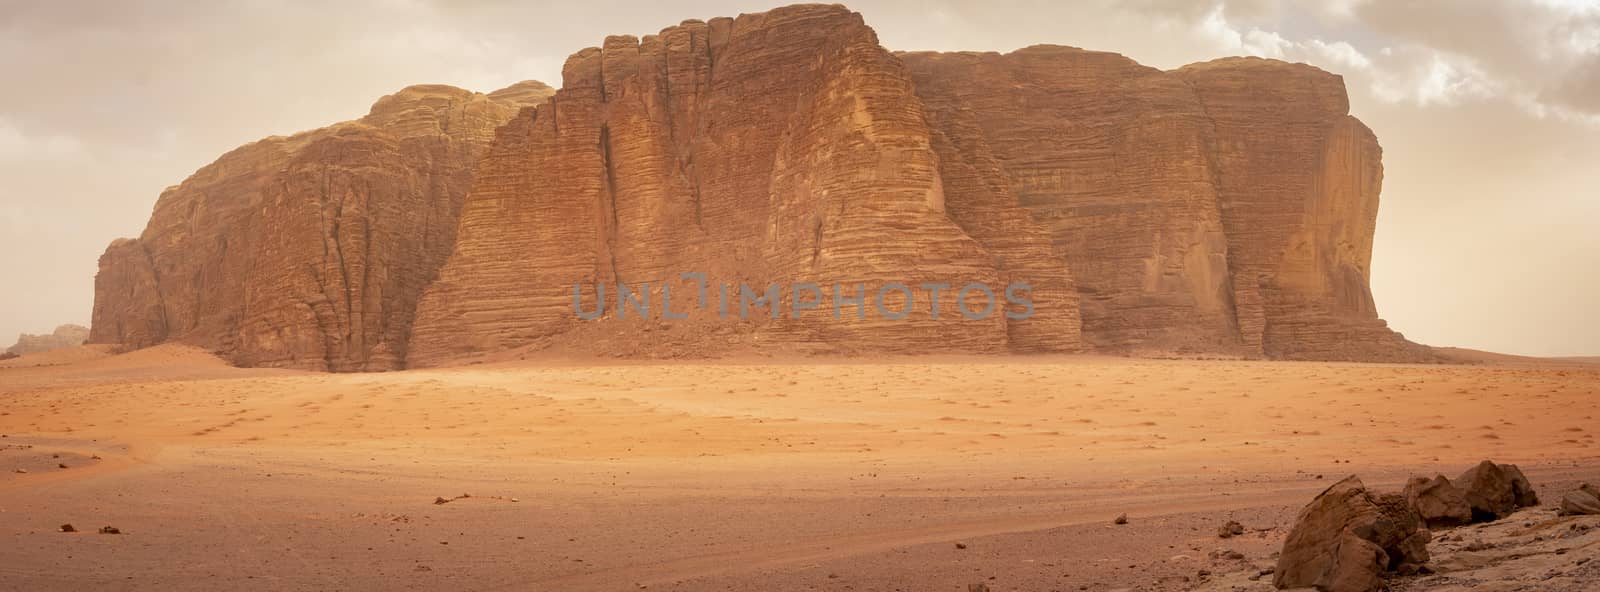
407, 5, 1082, 366
901, 48, 1430, 360
90, 82, 553, 371
94, 3, 1430, 369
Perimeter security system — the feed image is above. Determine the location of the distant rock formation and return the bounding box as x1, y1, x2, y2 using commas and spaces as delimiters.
90, 82, 553, 371
6, 324, 89, 356
91, 4, 1432, 370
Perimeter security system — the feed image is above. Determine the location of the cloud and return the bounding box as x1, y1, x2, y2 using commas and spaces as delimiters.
1155, 0, 1600, 125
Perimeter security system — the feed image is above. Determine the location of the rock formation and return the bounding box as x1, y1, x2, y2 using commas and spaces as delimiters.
1559, 483, 1600, 516
407, 5, 1079, 365
1404, 474, 1473, 528
900, 48, 1429, 359
5, 324, 89, 356
90, 82, 553, 371
1455, 460, 1540, 521
91, 4, 1432, 370
1274, 476, 1431, 592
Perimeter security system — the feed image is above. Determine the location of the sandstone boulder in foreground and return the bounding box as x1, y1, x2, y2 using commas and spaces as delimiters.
1273, 476, 1430, 592
1456, 460, 1540, 521
1403, 474, 1473, 528
1559, 483, 1600, 516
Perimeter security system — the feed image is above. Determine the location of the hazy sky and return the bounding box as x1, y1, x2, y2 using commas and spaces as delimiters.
1, 0, 1595, 356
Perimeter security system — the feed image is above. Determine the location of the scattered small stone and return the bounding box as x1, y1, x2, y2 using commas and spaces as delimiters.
955, 542, 968, 549
1217, 520, 1245, 538
13, 468, 25, 474
98, 526, 121, 535
1113, 513, 1128, 525
58, 463, 68, 469
968, 584, 991, 592
433, 496, 450, 505
59, 524, 76, 533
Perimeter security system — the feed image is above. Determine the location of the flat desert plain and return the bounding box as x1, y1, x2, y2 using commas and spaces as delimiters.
2, 346, 1598, 591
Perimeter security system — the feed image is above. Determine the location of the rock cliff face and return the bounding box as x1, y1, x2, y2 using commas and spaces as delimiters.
6, 324, 90, 356
901, 48, 1428, 360
407, 5, 1082, 365
91, 4, 1429, 369
90, 82, 553, 370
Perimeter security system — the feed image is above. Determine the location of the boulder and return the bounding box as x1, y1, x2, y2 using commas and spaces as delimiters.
1559, 483, 1600, 516
1403, 474, 1473, 528
1455, 460, 1539, 521
1274, 476, 1430, 592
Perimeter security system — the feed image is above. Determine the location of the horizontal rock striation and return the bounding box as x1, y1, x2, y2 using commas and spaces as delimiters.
406, 5, 1082, 366
90, 82, 553, 371
900, 48, 1430, 360
92, 4, 1430, 369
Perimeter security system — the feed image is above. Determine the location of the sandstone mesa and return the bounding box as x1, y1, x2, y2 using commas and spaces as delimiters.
4, 324, 89, 357
90, 4, 1431, 371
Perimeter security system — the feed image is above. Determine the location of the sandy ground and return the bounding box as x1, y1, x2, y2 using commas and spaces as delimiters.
2, 346, 1598, 591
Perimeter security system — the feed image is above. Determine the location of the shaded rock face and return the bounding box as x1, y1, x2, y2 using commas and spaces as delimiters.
5, 324, 90, 356
90, 82, 553, 371
900, 49, 1429, 360
1274, 476, 1431, 592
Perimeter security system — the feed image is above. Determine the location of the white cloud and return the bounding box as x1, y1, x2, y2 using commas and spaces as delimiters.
1414, 53, 1499, 106
1177, 0, 1600, 125
1305, 39, 1373, 71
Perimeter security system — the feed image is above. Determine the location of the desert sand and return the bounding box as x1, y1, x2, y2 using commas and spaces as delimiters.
2, 347, 1598, 591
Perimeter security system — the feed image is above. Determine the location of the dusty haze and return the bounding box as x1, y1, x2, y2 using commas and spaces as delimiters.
0, 0, 1596, 356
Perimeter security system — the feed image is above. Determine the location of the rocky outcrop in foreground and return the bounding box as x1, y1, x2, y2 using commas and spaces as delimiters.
92, 4, 1431, 370
1273, 476, 1431, 591
6, 324, 89, 356
1273, 460, 1546, 592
